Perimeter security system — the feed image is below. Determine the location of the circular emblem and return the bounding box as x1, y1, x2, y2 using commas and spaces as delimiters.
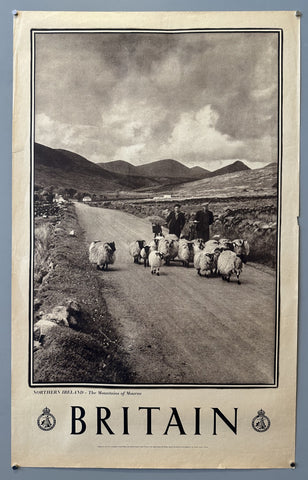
252, 409, 271, 432
37, 407, 56, 431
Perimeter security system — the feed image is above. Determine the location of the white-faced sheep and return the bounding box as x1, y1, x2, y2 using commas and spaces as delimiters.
148, 251, 164, 276
129, 240, 145, 264
178, 239, 194, 267
217, 250, 243, 284
89, 241, 116, 271
140, 244, 151, 268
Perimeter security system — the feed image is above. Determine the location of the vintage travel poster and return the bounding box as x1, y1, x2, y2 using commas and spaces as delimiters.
11, 11, 300, 468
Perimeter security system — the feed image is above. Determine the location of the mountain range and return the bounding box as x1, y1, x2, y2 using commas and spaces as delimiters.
34, 142, 254, 194
99, 158, 211, 180
100, 158, 249, 181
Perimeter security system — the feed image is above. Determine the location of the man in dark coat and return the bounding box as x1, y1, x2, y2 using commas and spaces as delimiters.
166, 204, 186, 238
194, 203, 214, 241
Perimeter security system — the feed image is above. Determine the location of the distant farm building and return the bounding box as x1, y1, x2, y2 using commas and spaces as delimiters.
53, 194, 66, 204
82, 195, 92, 203
153, 194, 172, 201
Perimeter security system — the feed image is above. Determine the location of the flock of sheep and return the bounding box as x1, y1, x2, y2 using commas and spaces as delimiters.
89, 234, 250, 285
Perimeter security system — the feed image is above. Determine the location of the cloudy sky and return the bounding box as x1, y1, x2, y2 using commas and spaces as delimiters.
35, 32, 279, 170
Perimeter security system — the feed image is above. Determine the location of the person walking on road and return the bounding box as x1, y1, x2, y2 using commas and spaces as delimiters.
166, 204, 186, 238
194, 203, 214, 241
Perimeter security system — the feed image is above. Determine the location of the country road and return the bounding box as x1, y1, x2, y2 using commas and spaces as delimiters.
75, 202, 277, 385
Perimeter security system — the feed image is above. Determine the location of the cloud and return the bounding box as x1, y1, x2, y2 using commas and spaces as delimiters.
34, 32, 279, 168
35, 113, 101, 158
158, 105, 244, 164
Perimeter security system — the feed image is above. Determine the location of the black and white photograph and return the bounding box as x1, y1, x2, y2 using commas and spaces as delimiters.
31, 28, 281, 387
10, 9, 301, 470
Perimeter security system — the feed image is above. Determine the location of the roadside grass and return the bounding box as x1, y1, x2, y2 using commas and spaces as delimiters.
33, 203, 131, 384
34, 221, 53, 285
34, 327, 128, 384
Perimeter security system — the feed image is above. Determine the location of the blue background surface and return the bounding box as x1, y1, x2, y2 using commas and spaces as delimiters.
1, 1, 307, 478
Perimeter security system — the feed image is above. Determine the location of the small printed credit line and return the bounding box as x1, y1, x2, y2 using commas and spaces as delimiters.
97, 445, 208, 449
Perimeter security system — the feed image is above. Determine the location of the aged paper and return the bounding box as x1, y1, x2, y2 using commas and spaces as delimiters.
12, 11, 300, 468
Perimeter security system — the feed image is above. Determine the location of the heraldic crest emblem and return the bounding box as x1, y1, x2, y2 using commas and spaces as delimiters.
37, 407, 56, 431
252, 409, 271, 432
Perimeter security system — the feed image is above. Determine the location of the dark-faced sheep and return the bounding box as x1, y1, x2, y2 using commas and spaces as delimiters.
195, 251, 216, 277
163, 234, 179, 265
232, 239, 250, 263
89, 241, 116, 271
148, 251, 164, 276
129, 240, 145, 264
140, 245, 151, 267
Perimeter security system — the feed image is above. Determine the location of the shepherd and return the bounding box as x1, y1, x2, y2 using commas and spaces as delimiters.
166, 204, 186, 238
194, 203, 214, 241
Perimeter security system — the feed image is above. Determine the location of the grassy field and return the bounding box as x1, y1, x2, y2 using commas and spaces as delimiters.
33, 203, 131, 384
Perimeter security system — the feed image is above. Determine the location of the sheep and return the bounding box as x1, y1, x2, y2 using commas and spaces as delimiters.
204, 239, 220, 252
129, 240, 145, 264
165, 234, 179, 264
89, 241, 116, 271
203, 240, 223, 275
148, 251, 164, 276
148, 234, 164, 253
217, 250, 243, 284
177, 239, 194, 267
232, 238, 250, 263
196, 251, 216, 277
193, 238, 205, 253
165, 234, 179, 242
157, 237, 171, 264
218, 238, 234, 251
193, 239, 205, 272
140, 245, 151, 268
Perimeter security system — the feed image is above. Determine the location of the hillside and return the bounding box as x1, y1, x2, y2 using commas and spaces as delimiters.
34, 144, 160, 193
34, 142, 258, 196
98, 160, 137, 176
207, 160, 250, 177
135, 158, 191, 178
140, 162, 278, 199
99, 158, 248, 181
189, 166, 211, 178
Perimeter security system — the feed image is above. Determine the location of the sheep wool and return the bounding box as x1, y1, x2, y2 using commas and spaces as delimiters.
129, 240, 145, 264
140, 245, 151, 268
166, 238, 179, 262
217, 250, 243, 284
204, 239, 219, 253
89, 241, 116, 271
157, 237, 170, 264
148, 251, 163, 276
193, 238, 205, 253
198, 251, 215, 277
148, 238, 159, 252
178, 239, 193, 267
218, 238, 233, 251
